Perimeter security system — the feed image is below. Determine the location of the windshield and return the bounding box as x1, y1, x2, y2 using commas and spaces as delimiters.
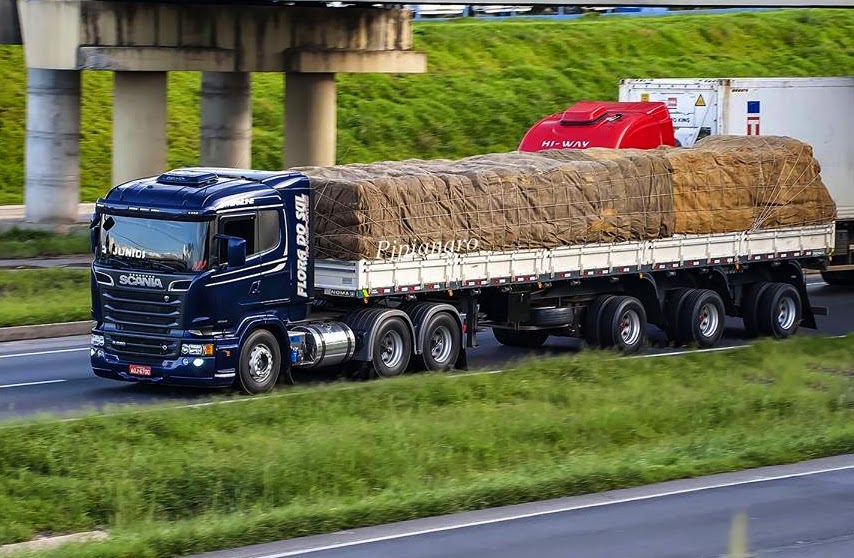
97, 215, 210, 273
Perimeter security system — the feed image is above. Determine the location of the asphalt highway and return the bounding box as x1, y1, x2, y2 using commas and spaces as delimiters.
186, 455, 854, 558
0, 277, 851, 420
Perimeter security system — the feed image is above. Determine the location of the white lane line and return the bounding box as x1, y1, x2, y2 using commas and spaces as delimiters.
0, 379, 67, 389
0, 347, 89, 360
255, 462, 854, 558
633, 345, 746, 358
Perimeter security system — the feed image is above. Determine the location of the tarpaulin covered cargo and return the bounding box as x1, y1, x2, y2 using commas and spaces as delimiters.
298, 136, 835, 261
662, 135, 836, 234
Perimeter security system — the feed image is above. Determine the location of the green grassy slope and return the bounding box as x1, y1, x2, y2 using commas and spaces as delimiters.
1, 336, 852, 556
0, 9, 851, 204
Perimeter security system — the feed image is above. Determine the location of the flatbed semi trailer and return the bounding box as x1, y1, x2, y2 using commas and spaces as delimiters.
89, 167, 831, 394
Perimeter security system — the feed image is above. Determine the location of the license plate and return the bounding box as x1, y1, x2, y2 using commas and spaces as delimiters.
129, 364, 152, 377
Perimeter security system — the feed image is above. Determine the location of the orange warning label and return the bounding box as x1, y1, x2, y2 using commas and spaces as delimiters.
695, 95, 706, 107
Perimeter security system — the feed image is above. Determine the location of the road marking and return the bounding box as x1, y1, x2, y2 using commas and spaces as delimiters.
0, 379, 67, 389
251, 462, 854, 558
633, 345, 746, 358
0, 347, 88, 360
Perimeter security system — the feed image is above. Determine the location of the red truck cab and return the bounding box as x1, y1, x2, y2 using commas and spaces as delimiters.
519, 101, 676, 152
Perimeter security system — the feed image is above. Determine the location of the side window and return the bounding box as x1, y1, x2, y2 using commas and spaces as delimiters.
257, 209, 281, 254
221, 214, 256, 256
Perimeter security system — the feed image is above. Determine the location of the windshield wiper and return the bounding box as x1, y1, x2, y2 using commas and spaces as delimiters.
97, 255, 133, 269
137, 259, 185, 273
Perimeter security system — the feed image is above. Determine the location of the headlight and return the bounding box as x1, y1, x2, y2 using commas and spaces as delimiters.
91, 334, 105, 347
181, 343, 214, 356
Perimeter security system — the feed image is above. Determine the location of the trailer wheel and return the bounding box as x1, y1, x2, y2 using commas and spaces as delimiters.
237, 329, 281, 394
492, 327, 549, 348
741, 281, 772, 338
371, 317, 412, 378
599, 296, 647, 354
677, 289, 725, 348
757, 283, 802, 339
664, 288, 694, 345
582, 295, 616, 348
417, 312, 461, 371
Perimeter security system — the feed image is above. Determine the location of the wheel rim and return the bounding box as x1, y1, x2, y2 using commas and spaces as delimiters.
619, 309, 641, 346
697, 302, 720, 338
430, 325, 454, 364
380, 330, 405, 369
248, 344, 274, 383
777, 296, 797, 330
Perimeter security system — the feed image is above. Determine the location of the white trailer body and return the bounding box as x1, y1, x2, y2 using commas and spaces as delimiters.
315, 225, 833, 296
618, 77, 854, 221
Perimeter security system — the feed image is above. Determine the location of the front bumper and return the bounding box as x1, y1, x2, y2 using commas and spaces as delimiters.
90, 341, 237, 388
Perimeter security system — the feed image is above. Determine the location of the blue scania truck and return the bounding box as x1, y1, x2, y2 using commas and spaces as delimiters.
89, 167, 831, 394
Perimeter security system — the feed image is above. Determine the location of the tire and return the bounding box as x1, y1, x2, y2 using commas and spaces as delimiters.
371, 317, 412, 378
599, 296, 647, 354
821, 270, 854, 286
741, 281, 772, 338
417, 312, 461, 372
677, 289, 726, 348
492, 327, 549, 348
756, 283, 802, 339
664, 288, 695, 345
237, 329, 281, 394
582, 295, 616, 348
528, 306, 574, 327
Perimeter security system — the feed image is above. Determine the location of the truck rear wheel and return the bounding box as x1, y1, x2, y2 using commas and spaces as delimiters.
371, 317, 412, 378
237, 329, 281, 394
583, 295, 616, 348
492, 327, 549, 348
599, 296, 646, 354
677, 289, 725, 348
756, 283, 801, 339
741, 281, 772, 338
664, 288, 694, 345
417, 312, 461, 371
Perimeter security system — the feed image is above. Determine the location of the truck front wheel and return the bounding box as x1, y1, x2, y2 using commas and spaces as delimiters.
237, 329, 281, 394
372, 318, 413, 378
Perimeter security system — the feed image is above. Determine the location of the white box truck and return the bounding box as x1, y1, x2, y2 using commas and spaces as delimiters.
619, 77, 854, 283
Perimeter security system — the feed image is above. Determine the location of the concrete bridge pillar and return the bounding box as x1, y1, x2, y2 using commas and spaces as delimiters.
285, 73, 336, 168
112, 71, 167, 185
201, 72, 252, 168
24, 68, 80, 224
16, 2, 425, 225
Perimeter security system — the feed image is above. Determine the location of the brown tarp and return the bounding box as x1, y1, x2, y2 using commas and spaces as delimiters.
297, 136, 835, 261
662, 135, 836, 234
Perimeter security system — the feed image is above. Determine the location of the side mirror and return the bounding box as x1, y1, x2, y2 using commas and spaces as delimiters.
89, 225, 100, 255
215, 235, 247, 268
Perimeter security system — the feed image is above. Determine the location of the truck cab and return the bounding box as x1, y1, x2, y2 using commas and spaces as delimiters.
89, 168, 313, 392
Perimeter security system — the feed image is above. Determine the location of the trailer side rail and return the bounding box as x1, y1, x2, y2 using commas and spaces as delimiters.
314, 225, 833, 297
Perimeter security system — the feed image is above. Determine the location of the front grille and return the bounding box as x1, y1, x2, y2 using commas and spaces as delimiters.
101, 288, 184, 335
100, 286, 184, 360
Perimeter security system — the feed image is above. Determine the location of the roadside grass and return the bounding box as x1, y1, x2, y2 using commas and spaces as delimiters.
0, 228, 90, 259
0, 269, 90, 326
0, 9, 852, 204
1, 335, 852, 557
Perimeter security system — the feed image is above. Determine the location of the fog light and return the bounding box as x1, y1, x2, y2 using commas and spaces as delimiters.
192, 358, 204, 367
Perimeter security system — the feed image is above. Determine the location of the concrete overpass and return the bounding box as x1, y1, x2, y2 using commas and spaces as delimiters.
1, 0, 850, 225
